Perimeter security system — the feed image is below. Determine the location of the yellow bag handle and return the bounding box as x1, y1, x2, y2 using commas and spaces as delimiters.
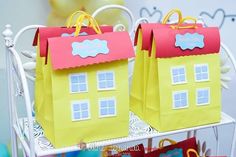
162, 9, 183, 25
102, 145, 123, 157
159, 138, 177, 148
171, 16, 198, 29
66, 11, 90, 28
162, 9, 197, 29
187, 149, 200, 157
74, 13, 102, 36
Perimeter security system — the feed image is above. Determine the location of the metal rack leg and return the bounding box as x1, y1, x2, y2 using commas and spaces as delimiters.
23, 149, 27, 157
230, 122, 236, 157
147, 138, 153, 152
187, 130, 196, 138
193, 130, 197, 137
3, 25, 18, 157
213, 126, 219, 156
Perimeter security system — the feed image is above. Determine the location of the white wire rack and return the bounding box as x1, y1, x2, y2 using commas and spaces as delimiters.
2, 5, 236, 157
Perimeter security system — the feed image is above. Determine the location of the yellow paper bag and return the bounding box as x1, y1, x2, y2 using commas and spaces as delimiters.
35, 12, 134, 148
130, 9, 184, 119
145, 15, 221, 132
130, 23, 170, 119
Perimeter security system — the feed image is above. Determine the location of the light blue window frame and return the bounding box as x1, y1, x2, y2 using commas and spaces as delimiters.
97, 71, 115, 90
69, 73, 88, 93
99, 97, 116, 118
171, 66, 187, 85
71, 100, 90, 121
196, 88, 210, 105
194, 64, 209, 82
172, 90, 189, 109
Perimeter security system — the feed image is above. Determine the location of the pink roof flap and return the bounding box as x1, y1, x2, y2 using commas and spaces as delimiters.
47, 31, 135, 70
134, 23, 166, 50
33, 26, 113, 57
152, 27, 220, 58
134, 23, 203, 52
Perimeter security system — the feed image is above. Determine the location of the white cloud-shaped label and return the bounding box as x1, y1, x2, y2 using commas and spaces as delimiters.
61, 32, 88, 37
71, 39, 109, 58
175, 33, 205, 50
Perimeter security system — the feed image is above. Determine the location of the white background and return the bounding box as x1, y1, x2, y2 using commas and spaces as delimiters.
0, 0, 236, 156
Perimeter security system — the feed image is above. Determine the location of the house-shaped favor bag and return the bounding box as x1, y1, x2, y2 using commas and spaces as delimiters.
33, 26, 113, 127
130, 23, 167, 119
37, 29, 134, 147
145, 26, 221, 132
130, 9, 203, 121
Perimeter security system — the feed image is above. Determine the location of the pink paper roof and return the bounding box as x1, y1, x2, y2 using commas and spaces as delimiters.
33, 26, 113, 57
47, 31, 135, 70
134, 23, 203, 53
152, 27, 220, 58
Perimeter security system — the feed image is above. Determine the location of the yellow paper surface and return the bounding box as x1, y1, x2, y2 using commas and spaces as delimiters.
145, 40, 221, 132
35, 37, 55, 143
41, 52, 129, 148
130, 30, 150, 119
35, 40, 44, 115
157, 54, 221, 131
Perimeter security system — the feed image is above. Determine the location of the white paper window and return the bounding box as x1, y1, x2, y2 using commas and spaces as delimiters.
197, 88, 210, 105
97, 71, 115, 90
194, 64, 209, 82
99, 98, 116, 117
70, 73, 88, 93
171, 66, 187, 84
173, 91, 188, 109
71, 100, 90, 121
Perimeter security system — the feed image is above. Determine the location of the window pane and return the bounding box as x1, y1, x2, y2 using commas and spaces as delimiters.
181, 93, 186, 99
172, 67, 186, 84
100, 101, 107, 108
173, 91, 188, 108
99, 82, 106, 89
195, 65, 209, 82
172, 69, 178, 75
198, 91, 204, 97
79, 84, 87, 92
174, 93, 180, 100
181, 98, 187, 106
203, 90, 209, 97
74, 112, 80, 120
107, 81, 114, 88
204, 97, 209, 102
71, 84, 79, 92
78, 75, 86, 82
106, 73, 113, 80
195, 67, 201, 73
73, 104, 80, 111
72, 101, 90, 120
202, 66, 208, 72
100, 108, 107, 116
108, 100, 115, 107
179, 75, 185, 82
70, 74, 88, 93
81, 103, 88, 110
197, 89, 209, 105
196, 74, 202, 80
173, 76, 179, 83
100, 99, 116, 117
202, 73, 208, 80
81, 111, 88, 118
108, 108, 115, 115
98, 73, 106, 81
71, 75, 79, 83
98, 72, 115, 90
198, 98, 204, 104
179, 68, 185, 74
175, 100, 181, 108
